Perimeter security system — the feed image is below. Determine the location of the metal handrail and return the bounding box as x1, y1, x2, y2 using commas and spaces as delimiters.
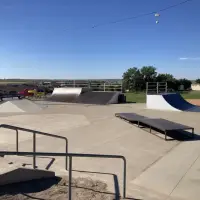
0, 151, 126, 200
0, 124, 68, 170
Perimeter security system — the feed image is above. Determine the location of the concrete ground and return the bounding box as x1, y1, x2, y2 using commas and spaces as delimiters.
0, 102, 200, 200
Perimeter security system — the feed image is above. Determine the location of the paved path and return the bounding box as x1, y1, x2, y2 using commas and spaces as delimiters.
0, 103, 200, 199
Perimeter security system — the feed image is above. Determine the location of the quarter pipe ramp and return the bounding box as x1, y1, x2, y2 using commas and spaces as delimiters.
47, 87, 90, 103
147, 93, 200, 112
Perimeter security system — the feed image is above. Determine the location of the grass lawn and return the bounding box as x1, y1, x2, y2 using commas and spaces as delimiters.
0, 81, 28, 85
125, 91, 200, 103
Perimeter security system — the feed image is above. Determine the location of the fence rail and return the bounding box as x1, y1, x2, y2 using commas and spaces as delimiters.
0, 124, 68, 170
57, 81, 123, 92
0, 151, 127, 200
146, 82, 167, 94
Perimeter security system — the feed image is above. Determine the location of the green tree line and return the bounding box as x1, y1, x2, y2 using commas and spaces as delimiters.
122, 66, 192, 92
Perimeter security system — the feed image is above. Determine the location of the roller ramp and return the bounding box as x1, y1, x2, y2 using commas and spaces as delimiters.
75, 91, 124, 105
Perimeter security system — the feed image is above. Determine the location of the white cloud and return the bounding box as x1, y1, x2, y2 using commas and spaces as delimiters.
179, 57, 200, 60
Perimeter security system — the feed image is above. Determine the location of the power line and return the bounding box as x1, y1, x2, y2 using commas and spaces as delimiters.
66, 0, 193, 31
158, 0, 193, 12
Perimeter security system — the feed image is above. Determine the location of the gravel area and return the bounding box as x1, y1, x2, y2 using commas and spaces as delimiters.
0, 176, 124, 200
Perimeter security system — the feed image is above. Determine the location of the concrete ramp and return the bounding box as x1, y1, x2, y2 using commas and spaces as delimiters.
0, 157, 55, 186
0, 99, 44, 113
75, 91, 124, 105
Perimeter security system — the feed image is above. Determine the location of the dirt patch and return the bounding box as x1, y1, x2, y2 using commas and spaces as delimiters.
186, 99, 200, 106
0, 176, 123, 200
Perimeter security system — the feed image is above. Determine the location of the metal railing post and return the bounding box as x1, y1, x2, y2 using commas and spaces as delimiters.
33, 132, 36, 169
65, 139, 68, 170
73, 80, 76, 88
103, 83, 105, 92
0, 150, 127, 200
68, 156, 72, 200
16, 129, 19, 152
123, 157, 126, 199
166, 82, 168, 93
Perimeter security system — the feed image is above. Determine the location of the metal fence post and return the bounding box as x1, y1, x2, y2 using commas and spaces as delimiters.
156, 82, 159, 94
146, 82, 148, 94
68, 156, 72, 200
33, 132, 36, 169
165, 82, 168, 93
73, 80, 76, 88
121, 82, 123, 93
16, 129, 19, 152
103, 83, 105, 92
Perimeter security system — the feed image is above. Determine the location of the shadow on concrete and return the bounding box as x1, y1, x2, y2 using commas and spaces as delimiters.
128, 121, 200, 142
0, 177, 61, 199
0, 175, 141, 200
16, 155, 55, 170
73, 169, 141, 200
164, 130, 200, 142
125, 101, 137, 104
144, 126, 199, 141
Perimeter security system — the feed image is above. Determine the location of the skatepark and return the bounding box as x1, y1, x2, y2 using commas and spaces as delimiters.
0, 83, 200, 200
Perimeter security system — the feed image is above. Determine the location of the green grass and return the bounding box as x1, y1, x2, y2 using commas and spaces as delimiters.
125, 92, 146, 103
125, 91, 200, 103
0, 81, 28, 84
180, 91, 200, 99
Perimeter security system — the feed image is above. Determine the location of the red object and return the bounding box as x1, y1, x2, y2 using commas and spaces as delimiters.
18, 89, 34, 97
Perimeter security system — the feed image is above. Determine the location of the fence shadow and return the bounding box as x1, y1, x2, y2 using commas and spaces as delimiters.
72, 169, 140, 200
0, 175, 140, 200
18, 155, 56, 170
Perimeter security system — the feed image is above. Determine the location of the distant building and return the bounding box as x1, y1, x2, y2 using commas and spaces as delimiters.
191, 84, 200, 91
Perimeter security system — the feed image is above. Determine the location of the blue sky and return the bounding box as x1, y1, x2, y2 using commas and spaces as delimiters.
0, 0, 199, 79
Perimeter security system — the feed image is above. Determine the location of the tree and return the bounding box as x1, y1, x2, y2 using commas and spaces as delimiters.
156, 73, 177, 91
178, 79, 192, 90
122, 67, 143, 91
195, 79, 200, 84
140, 66, 157, 82
156, 73, 174, 82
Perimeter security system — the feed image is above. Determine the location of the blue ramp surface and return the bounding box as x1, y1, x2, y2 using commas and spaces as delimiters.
162, 93, 200, 112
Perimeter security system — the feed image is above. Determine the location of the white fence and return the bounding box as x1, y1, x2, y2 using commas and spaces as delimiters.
57, 80, 123, 92
146, 82, 167, 94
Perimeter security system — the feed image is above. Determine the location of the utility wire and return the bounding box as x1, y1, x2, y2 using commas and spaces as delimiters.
66, 0, 193, 31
